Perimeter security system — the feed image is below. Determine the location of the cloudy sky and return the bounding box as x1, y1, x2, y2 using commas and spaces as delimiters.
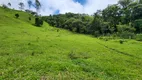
0, 0, 119, 15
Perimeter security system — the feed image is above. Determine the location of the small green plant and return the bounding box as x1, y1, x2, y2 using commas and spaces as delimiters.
15, 13, 19, 18
28, 43, 31, 45
69, 51, 90, 60
119, 39, 124, 44
69, 52, 78, 59
29, 17, 31, 21
31, 51, 35, 56
57, 29, 59, 32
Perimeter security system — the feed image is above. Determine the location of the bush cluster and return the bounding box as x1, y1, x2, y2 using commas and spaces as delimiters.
35, 17, 43, 27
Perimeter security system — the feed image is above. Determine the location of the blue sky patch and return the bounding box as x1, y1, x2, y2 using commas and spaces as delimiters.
73, 0, 87, 5
54, 10, 60, 15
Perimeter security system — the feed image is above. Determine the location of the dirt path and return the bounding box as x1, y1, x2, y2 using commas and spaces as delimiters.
96, 42, 141, 59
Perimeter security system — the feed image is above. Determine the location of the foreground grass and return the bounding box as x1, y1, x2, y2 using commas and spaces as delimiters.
0, 7, 142, 80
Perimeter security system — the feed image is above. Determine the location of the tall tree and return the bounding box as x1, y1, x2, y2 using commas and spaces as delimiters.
35, 0, 41, 12
118, 0, 136, 24
89, 11, 103, 35
131, 4, 142, 20
8, 2, 11, 7
138, 0, 142, 3
19, 2, 25, 10
102, 4, 121, 30
28, 0, 32, 10
118, 0, 133, 8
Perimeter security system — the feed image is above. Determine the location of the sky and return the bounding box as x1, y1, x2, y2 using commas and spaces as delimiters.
0, 0, 119, 16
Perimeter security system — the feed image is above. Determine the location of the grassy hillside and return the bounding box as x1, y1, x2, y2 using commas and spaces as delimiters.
0, 7, 142, 80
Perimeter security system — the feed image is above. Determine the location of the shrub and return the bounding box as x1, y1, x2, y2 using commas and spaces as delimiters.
117, 25, 136, 33
31, 12, 38, 16
2, 4, 8, 8
25, 9, 32, 13
117, 25, 136, 39
136, 34, 142, 41
35, 17, 40, 26
29, 17, 31, 21
15, 14, 19, 18
35, 17, 43, 27
68, 51, 90, 60
119, 39, 124, 44
39, 19, 43, 25
94, 31, 101, 37
118, 31, 136, 39
99, 36, 115, 41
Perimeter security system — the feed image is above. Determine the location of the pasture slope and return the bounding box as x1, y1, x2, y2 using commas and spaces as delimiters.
0, 7, 142, 80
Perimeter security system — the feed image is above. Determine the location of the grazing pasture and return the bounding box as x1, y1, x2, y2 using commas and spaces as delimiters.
0, 7, 142, 80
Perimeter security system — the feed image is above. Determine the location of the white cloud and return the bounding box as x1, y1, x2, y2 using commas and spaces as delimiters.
84, 0, 118, 14
0, 0, 119, 16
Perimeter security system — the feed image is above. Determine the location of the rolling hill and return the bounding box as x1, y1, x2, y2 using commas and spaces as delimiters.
0, 7, 142, 80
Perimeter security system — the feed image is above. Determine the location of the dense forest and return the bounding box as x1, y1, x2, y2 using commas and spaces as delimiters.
43, 0, 142, 39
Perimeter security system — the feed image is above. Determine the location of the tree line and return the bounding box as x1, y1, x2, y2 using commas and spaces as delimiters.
43, 0, 142, 39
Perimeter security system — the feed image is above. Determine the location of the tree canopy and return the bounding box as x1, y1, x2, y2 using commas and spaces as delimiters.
42, 0, 142, 38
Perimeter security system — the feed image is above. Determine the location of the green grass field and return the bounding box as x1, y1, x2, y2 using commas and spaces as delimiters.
0, 7, 142, 80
